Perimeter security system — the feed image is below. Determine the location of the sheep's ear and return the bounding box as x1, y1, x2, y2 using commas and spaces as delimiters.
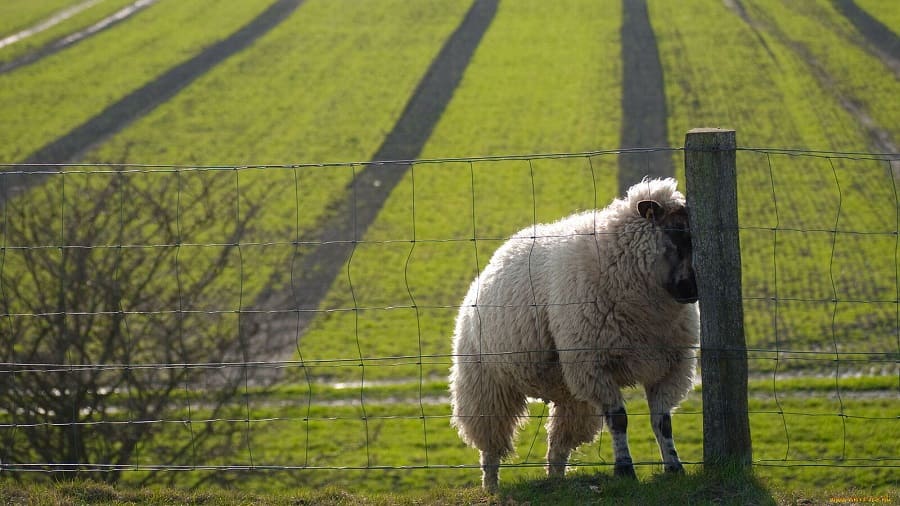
638, 200, 663, 222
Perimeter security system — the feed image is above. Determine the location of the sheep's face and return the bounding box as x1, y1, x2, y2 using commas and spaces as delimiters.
638, 200, 698, 304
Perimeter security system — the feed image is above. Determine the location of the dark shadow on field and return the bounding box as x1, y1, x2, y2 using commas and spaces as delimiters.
619, 0, 674, 195
832, 0, 900, 77
0, 0, 304, 207
247, 0, 500, 367
501, 466, 776, 505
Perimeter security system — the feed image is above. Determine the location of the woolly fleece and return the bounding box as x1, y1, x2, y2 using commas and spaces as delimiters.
449, 177, 699, 475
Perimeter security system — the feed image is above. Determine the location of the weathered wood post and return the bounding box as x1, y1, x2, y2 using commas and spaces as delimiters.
684, 128, 752, 468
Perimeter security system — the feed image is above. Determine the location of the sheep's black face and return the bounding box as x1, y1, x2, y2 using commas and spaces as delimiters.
638, 201, 698, 304
661, 214, 698, 304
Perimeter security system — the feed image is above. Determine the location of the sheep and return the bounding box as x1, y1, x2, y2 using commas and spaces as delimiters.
449, 177, 700, 492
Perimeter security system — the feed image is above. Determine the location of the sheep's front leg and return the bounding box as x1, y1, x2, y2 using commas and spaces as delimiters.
605, 404, 637, 479
646, 384, 686, 474
650, 410, 683, 473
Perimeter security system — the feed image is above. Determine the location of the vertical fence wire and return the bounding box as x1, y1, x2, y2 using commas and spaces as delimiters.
765, 153, 791, 462
347, 162, 370, 468
174, 167, 197, 470
521, 158, 547, 466
826, 157, 848, 461
291, 165, 312, 468
892, 158, 900, 395
234, 167, 254, 468
404, 161, 430, 466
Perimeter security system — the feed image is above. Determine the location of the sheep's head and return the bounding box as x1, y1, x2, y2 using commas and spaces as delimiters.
638, 199, 698, 304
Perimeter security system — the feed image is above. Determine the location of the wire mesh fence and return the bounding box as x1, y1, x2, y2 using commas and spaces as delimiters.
0, 144, 897, 490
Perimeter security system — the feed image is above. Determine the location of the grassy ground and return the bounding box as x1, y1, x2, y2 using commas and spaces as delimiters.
745, 0, 899, 144
7, 468, 883, 506
648, 0, 899, 376
0, 0, 277, 162
8, 466, 885, 505
79, 0, 475, 308
3, 380, 882, 495
298, 0, 624, 382
854, 0, 900, 40
296, 0, 900, 387
0, 0, 139, 65
0, 0, 897, 500
0, 0, 83, 36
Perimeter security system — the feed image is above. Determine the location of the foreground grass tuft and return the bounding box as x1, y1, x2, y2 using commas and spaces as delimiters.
0, 480, 495, 506
6, 469, 893, 505
503, 467, 777, 506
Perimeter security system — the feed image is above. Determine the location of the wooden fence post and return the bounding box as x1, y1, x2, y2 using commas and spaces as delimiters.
684, 128, 752, 468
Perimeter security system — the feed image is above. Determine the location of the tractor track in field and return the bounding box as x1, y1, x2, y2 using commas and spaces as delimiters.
1, 0, 499, 386
0, 0, 159, 75
832, 0, 900, 79
0, 0, 104, 50
0, 0, 304, 206
726, 0, 900, 177
618, 0, 673, 195
243, 0, 499, 376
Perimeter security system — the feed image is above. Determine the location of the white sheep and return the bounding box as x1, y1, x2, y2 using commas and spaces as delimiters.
449, 177, 700, 492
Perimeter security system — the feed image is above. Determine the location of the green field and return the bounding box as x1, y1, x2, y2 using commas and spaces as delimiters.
0, 0, 139, 65
0, 0, 897, 500
857, 0, 900, 30
0, 0, 83, 36
74, 382, 896, 495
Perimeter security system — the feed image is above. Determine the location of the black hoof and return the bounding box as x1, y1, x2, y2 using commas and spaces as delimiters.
614, 464, 637, 479
665, 462, 685, 474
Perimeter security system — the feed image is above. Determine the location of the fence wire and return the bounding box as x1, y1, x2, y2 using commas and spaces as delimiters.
0, 147, 897, 488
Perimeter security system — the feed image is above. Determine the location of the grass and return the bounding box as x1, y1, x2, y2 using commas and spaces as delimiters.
849, 0, 900, 52
6, 467, 867, 506
0, 0, 83, 36
0, 0, 897, 500
4, 389, 884, 496
647, 0, 899, 375
0, 453, 895, 504
296, 0, 900, 386
298, 0, 624, 382
90, 0, 475, 166
747, 0, 899, 147
5, 379, 883, 495
0, 469, 784, 505
72, 0, 477, 324
0, 0, 139, 65
0, 0, 278, 162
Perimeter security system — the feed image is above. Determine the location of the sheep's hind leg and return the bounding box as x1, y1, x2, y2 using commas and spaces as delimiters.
480, 450, 501, 493
462, 389, 526, 493
605, 404, 637, 479
545, 400, 602, 478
